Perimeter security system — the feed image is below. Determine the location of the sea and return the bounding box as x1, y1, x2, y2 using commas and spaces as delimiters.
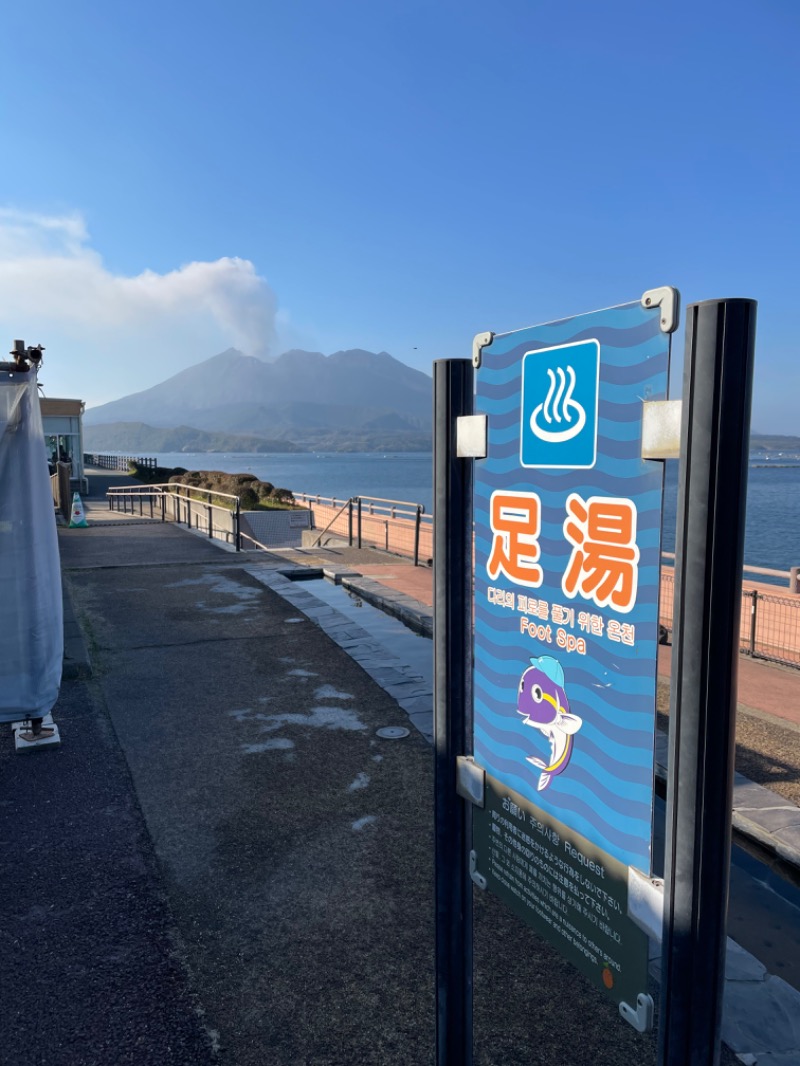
147, 450, 800, 577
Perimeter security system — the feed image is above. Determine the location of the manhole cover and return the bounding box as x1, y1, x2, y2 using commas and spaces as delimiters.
376, 726, 410, 740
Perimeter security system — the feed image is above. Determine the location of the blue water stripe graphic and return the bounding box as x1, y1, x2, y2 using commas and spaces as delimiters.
473, 716, 655, 806
474, 737, 652, 864
472, 640, 659, 692
474, 663, 659, 711
475, 463, 663, 498
475, 701, 655, 774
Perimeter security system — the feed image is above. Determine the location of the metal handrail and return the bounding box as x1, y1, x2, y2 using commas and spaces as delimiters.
310, 497, 353, 547
295, 491, 427, 520
107, 483, 240, 504
107, 484, 242, 550
661, 551, 799, 591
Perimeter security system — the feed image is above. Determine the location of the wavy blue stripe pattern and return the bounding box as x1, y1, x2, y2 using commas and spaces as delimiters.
473, 300, 668, 871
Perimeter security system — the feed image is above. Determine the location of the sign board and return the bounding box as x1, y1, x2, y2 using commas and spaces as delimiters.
472, 298, 669, 1007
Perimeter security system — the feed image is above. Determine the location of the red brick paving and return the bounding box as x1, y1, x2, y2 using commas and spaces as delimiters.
360, 558, 800, 733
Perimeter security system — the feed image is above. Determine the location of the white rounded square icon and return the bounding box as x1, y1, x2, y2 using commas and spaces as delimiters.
520, 340, 600, 469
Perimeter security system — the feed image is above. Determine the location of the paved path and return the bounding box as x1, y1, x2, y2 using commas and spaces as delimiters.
4, 520, 692, 1066
11, 516, 799, 1062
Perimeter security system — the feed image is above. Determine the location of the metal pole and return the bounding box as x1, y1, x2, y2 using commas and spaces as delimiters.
433, 359, 474, 1066
414, 506, 422, 567
348, 498, 353, 546
749, 589, 758, 657
357, 498, 362, 550
235, 498, 241, 551
659, 298, 757, 1066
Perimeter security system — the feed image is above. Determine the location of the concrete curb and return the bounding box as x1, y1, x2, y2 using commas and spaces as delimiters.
261, 556, 800, 880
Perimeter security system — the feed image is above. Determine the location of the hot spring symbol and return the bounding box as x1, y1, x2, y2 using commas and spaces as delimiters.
529, 364, 586, 442
516, 655, 583, 792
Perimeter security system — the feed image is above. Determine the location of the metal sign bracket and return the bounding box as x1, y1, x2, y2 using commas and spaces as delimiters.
456, 415, 488, 459
619, 992, 655, 1033
642, 400, 682, 460
472, 331, 495, 369
641, 286, 680, 333
627, 867, 664, 942
456, 755, 485, 806
469, 850, 487, 891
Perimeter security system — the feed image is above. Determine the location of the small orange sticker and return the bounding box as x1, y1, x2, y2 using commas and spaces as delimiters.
602, 967, 614, 989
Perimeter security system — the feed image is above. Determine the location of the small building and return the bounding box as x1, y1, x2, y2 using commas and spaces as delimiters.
40, 397, 85, 484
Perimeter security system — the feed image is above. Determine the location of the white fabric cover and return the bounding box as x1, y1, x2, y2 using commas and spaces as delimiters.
0, 370, 63, 721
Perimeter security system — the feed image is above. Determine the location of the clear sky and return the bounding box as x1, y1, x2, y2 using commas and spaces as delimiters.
2, 0, 798, 432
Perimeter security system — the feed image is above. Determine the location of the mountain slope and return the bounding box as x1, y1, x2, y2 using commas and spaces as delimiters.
84, 348, 433, 448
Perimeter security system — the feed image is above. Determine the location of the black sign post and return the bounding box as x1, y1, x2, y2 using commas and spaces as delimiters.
433, 359, 475, 1066
659, 298, 757, 1066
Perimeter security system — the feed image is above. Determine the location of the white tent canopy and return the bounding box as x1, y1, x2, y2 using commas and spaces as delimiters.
0, 368, 63, 722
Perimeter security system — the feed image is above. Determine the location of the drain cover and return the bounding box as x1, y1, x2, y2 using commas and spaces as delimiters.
376, 726, 410, 740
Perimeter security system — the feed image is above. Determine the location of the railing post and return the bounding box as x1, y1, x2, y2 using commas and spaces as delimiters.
207, 504, 213, 538
187, 494, 192, 530
357, 498, 362, 549
790, 567, 800, 594
235, 498, 241, 551
348, 498, 353, 546
149, 495, 153, 519
414, 506, 422, 567
749, 589, 758, 657
161, 491, 166, 523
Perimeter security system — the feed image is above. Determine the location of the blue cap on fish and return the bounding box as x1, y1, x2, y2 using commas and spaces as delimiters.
517, 655, 569, 725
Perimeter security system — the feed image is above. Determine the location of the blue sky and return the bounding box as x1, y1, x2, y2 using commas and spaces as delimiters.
2, 0, 798, 432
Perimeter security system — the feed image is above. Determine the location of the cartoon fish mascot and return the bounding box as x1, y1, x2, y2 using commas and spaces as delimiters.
516, 655, 583, 792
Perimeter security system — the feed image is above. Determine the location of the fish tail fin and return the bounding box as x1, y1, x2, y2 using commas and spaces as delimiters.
537, 772, 552, 792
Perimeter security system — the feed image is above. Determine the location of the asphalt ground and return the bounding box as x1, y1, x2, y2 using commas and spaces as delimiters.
0, 520, 744, 1066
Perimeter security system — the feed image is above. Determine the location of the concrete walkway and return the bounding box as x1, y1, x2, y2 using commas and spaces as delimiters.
2, 520, 689, 1066
7, 515, 799, 1063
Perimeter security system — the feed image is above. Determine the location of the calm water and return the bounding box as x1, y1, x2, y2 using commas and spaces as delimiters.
149, 451, 800, 574
151, 451, 436, 514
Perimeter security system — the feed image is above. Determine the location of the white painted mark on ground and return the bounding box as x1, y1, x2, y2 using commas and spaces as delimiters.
314, 684, 353, 701
167, 574, 261, 613
257, 706, 367, 733
352, 816, 377, 832
288, 669, 317, 678
348, 772, 370, 792
228, 708, 253, 722
285, 618, 305, 624
242, 738, 295, 754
